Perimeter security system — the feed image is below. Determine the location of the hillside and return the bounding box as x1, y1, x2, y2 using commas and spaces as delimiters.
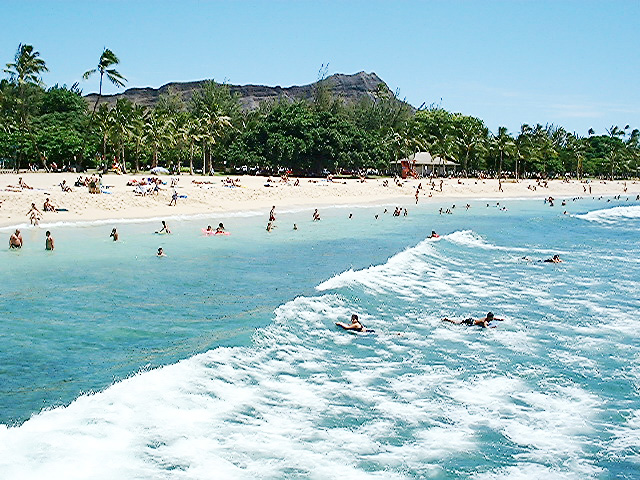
84, 71, 394, 110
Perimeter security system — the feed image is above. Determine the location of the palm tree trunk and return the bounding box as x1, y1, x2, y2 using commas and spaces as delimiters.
189, 145, 194, 175
121, 145, 127, 174
92, 73, 104, 115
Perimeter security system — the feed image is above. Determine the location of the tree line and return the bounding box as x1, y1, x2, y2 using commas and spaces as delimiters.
1, 44, 638, 178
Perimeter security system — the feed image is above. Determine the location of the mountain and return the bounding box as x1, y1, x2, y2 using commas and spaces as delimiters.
84, 72, 392, 111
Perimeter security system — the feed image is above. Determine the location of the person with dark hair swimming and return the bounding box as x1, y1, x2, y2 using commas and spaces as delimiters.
544, 255, 563, 263
336, 314, 374, 332
442, 312, 504, 328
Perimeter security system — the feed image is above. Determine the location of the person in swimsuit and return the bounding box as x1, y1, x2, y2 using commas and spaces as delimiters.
43, 198, 57, 212
428, 230, 439, 238
269, 206, 276, 222
9, 229, 22, 249
312, 209, 320, 221
156, 221, 171, 234
110, 228, 119, 241
442, 312, 504, 328
335, 314, 372, 332
544, 255, 563, 263
45, 231, 54, 251
157, 247, 166, 257
27, 203, 42, 225
215, 223, 225, 233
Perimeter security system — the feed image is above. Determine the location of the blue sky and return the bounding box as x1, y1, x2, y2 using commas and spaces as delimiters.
2, 0, 638, 135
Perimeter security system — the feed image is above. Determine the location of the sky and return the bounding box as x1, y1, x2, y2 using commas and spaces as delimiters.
2, 0, 638, 135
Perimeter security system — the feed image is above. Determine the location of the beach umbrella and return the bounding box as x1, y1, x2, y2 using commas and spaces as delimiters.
150, 167, 170, 175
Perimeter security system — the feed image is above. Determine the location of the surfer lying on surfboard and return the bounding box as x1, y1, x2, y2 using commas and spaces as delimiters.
336, 314, 374, 333
442, 312, 504, 328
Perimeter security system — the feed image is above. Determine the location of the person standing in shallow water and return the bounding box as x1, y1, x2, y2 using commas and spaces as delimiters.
9, 229, 22, 249
45, 231, 54, 251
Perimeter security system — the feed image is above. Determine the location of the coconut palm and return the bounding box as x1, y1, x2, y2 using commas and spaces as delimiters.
94, 103, 114, 167
129, 105, 146, 172
4, 44, 49, 168
491, 127, 516, 176
83, 48, 127, 115
606, 125, 626, 180
144, 110, 174, 169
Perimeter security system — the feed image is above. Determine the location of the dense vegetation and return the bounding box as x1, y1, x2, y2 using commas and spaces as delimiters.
1, 44, 639, 178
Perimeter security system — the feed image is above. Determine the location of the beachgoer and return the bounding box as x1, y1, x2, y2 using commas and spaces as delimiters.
156, 221, 171, 234
269, 206, 276, 222
348, 213, 353, 219
428, 230, 439, 238
43, 198, 57, 212
27, 203, 42, 225
157, 247, 166, 257
45, 231, 54, 251
205, 225, 214, 233
9, 229, 22, 249
169, 189, 178, 206
442, 312, 504, 328
335, 314, 372, 332
18, 177, 32, 189
216, 223, 225, 233
266, 221, 274, 232
293, 223, 298, 230
110, 228, 119, 241
544, 254, 563, 263
313, 209, 321, 221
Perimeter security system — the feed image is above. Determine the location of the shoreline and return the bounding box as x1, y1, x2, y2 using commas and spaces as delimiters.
1, 173, 638, 230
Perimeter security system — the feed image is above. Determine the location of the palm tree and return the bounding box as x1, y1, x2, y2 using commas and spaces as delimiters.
491, 127, 515, 177
83, 48, 127, 116
606, 125, 626, 180
95, 103, 114, 168
566, 133, 586, 179
4, 44, 49, 169
110, 98, 135, 173
144, 110, 173, 169
130, 105, 146, 172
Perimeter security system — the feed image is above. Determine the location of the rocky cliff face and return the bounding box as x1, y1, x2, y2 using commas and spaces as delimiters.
84, 72, 390, 110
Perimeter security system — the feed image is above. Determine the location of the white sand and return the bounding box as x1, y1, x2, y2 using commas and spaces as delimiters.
1, 173, 638, 228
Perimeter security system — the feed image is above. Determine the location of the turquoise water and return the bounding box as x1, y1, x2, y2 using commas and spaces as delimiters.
1, 196, 639, 479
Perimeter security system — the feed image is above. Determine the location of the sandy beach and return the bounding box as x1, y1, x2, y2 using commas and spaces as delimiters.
1, 172, 638, 228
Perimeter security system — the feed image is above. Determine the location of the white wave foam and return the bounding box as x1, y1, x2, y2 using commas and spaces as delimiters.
0, 291, 606, 479
575, 205, 640, 224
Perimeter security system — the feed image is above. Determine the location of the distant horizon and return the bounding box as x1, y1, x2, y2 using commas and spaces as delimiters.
2, 0, 638, 136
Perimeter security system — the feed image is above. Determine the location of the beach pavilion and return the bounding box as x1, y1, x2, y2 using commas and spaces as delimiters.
395, 152, 459, 178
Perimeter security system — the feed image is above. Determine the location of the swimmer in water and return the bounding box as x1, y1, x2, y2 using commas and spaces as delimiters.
293, 223, 298, 230
442, 312, 504, 328
9, 229, 22, 249
215, 223, 225, 233
110, 228, 119, 241
428, 230, 439, 238
313, 209, 321, 221
335, 314, 373, 332
544, 254, 563, 263
45, 231, 54, 251
205, 225, 213, 233
156, 221, 171, 234
157, 247, 166, 257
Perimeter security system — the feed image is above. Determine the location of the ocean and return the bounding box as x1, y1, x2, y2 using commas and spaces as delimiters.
1, 196, 639, 479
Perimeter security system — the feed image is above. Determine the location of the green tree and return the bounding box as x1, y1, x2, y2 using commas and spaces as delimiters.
83, 48, 127, 115
4, 44, 48, 168
491, 126, 516, 176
